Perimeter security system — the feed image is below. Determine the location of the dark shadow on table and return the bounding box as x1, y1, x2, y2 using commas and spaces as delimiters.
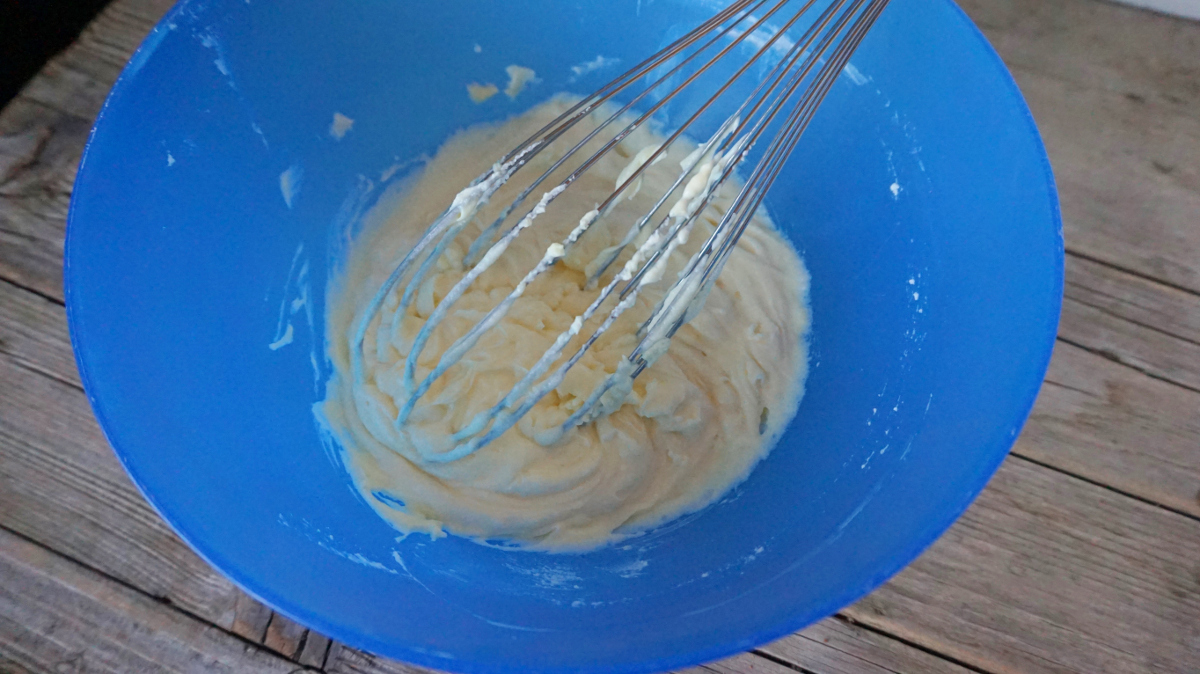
1, 0, 112, 108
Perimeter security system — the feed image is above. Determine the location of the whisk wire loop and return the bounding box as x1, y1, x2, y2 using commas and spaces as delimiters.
354, 0, 891, 461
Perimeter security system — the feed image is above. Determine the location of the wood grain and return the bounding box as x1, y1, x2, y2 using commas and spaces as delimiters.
325, 644, 438, 674
297, 631, 333, 669
843, 457, 1200, 674
0, 276, 78, 387
0, 340, 316, 664
0, 96, 84, 301
264, 612, 310, 661
688, 652, 797, 674
1060, 253, 1200, 393
961, 0, 1200, 295
1025, 339, 1200, 518
229, 588, 273, 644
0, 351, 246, 634
0, 527, 313, 674
759, 618, 976, 674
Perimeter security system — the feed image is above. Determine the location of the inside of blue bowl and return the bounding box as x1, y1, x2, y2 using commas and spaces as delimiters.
65, 0, 1062, 671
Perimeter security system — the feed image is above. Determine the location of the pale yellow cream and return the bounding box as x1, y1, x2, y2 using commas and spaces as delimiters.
321, 97, 810, 551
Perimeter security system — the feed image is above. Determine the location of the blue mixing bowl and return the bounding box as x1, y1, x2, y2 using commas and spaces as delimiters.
65, 0, 1062, 671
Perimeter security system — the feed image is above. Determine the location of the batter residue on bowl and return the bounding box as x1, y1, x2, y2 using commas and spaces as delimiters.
320, 96, 811, 551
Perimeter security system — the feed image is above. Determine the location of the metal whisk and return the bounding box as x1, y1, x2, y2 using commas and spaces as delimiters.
352, 0, 890, 462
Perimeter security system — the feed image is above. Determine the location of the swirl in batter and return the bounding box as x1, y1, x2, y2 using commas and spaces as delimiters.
320, 97, 810, 551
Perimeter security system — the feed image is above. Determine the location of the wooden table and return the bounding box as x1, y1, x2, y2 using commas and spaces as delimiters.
2, 0, 1197, 672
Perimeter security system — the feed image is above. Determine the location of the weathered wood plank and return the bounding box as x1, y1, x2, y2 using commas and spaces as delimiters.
1023, 339, 1200, 517
61, 0, 177, 83
963, 0, 1199, 118
0, 333, 310, 666
0, 121, 51, 183
1060, 253, 1200, 393
0, 352, 246, 634
843, 457, 1200, 674
0, 527, 312, 674
0, 277, 78, 387
0, 96, 85, 301
690, 652, 796, 674
759, 618, 976, 674
962, 0, 1200, 295
297, 630, 333, 669
228, 588, 273, 645
263, 612, 309, 661
1107, 0, 1200, 21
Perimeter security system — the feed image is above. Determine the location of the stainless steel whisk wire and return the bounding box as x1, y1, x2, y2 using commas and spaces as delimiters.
352, 0, 891, 462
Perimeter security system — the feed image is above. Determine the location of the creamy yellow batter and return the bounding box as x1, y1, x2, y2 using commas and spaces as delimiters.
321, 97, 810, 551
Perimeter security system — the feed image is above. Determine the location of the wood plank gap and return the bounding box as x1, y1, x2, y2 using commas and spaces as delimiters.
296, 631, 332, 671
231, 588, 273, 644
0, 274, 65, 308
0, 224, 43, 245
264, 611, 312, 660
263, 610, 278, 644
744, 650, 819, 674
1064, 282, 1200, 349
1055, 335, 1200, 395
1066, 249, 1200, 300
0, 345, 82, 392
827, 614, 997, 674
295, 627, 309, 656
320, 638, 334, 671
0, 519, 307, 669
1008, 453, 1200, 524
1039, 378, 1096, 399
